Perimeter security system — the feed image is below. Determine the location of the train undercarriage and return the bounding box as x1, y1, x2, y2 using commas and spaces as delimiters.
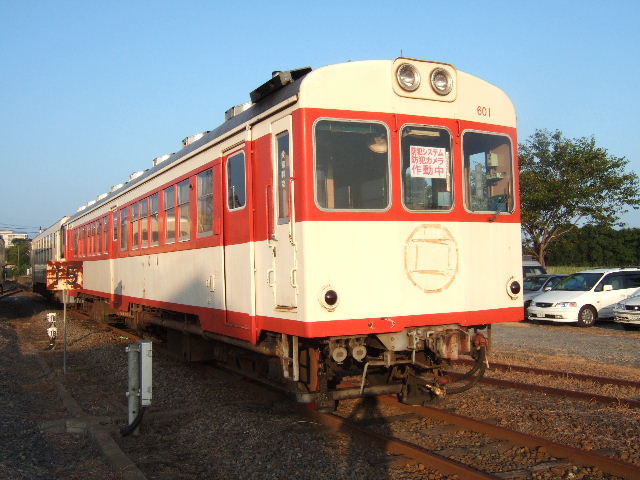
80, 295, 490, 409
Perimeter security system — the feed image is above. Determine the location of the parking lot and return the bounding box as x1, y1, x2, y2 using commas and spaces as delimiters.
492, 319, 640, 370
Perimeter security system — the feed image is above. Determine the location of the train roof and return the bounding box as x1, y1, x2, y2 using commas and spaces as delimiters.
67, 67, 311, 225
32, 216, 70, 241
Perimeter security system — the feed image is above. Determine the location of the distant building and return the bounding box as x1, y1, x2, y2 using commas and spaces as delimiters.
0, 230, 29, 247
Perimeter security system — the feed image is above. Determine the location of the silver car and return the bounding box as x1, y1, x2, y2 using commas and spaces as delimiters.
613, 294, 640, 331
523, 274, 567, 310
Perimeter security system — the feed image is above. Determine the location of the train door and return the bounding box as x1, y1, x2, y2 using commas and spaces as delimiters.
271, 116, 297, 309
222, 147, 254, 330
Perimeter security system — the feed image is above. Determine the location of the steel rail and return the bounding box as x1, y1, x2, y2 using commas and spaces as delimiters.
378, 398, 640, 480
0, 287, 22, 299
456, 359, 640, 388
299, 405, 500, 480
478, 376, 640, 409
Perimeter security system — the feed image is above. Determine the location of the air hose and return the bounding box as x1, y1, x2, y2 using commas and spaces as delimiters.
445, 347, 487, 395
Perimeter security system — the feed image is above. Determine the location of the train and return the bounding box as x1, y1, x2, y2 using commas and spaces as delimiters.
31, 216, 69, 299
33, 58, 523, 408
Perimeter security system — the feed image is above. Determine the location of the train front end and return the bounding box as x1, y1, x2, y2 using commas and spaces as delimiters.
289, 59, 522, 406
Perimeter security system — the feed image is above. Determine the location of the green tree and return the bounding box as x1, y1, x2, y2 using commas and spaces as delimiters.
6, 238, 31, 276
520, 129, 640, 267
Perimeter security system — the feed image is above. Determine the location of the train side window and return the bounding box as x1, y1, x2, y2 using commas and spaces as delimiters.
120, 208, 128, 251
97, 220, 102, 255
178, 179, 191, 242
197, 169, 214, 237
227, 152, 246, 210
150, 193, 159, 246
113, 212, 118, 243
132, 203, 139, 250
141, 198, 149, 248
88, 225, 92, 256
165, 186, 176, 244
463, 131, 514, 213
401, 125, 453, 211
103, 216, 109, 254
314, 119, 390, 210
276, 131, 290, 223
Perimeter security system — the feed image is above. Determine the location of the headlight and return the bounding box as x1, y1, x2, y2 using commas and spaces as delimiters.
319, 285, 339, 311
555, 302, 578, 308
396, 63, 421, 92
430, 68, 453, 95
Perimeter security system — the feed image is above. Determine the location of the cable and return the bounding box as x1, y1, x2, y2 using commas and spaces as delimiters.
120, 407, 147, 437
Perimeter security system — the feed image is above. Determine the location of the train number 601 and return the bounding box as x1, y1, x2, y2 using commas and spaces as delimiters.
476, 106, 491, 117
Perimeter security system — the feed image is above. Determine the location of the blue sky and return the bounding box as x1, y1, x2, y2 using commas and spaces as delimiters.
1, 0, 639, 236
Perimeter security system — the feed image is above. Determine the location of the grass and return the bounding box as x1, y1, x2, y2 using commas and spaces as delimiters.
546, 265, 607, 274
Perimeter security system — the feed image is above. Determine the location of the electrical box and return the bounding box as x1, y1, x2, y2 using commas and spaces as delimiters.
140, 340, 153, 406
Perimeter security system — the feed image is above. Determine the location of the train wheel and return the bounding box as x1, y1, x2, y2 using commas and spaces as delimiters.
577, 306, 597, 327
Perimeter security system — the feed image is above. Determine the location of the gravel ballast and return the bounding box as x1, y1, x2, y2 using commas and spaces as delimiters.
1, 289, 639, 479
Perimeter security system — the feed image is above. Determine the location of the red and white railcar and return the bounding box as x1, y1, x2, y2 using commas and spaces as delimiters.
63, 58, 523, 406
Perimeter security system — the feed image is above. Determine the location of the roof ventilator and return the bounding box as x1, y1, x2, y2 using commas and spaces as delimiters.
129, 170, 145, 181
182, 132, 209, 147
225, 102, 253, 121
152, 154, 173, 167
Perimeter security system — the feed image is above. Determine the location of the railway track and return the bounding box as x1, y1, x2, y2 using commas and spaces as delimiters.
452, 359, 640, 409
83, 315, 639, 479
413, 403, 640, 479
458, 358, 640, 388
0, 283, 23, 299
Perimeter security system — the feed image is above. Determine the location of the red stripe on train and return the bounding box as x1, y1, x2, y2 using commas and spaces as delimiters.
73, 289, 522, 345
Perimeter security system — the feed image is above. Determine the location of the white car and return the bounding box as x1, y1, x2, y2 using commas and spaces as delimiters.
527, 268, 640, 327
613, 294, 640, 331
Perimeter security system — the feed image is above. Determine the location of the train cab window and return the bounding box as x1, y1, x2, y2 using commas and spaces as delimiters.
150, 193, 159, 246
314, 119, 390, 210
120, 208, 128, 251
165, 186, 176, 244
463, 131, 514, 213
227, 152, 246, 210
276, 131, 290, 223
401, 125, 453, 211
141, 198, 149, 248
113, 212, 118, 242
178, 179, 191, 242
197, 169, 214, 237
132, 203, 139, 250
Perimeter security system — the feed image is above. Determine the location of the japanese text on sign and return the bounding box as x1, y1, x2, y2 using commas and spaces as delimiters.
47, 261, 83, 291
409, 146, 448, 178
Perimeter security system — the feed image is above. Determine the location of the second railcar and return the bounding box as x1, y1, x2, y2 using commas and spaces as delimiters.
31, 216, 69, 299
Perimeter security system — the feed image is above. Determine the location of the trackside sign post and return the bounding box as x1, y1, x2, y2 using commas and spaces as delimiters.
47, 261, 83, 373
